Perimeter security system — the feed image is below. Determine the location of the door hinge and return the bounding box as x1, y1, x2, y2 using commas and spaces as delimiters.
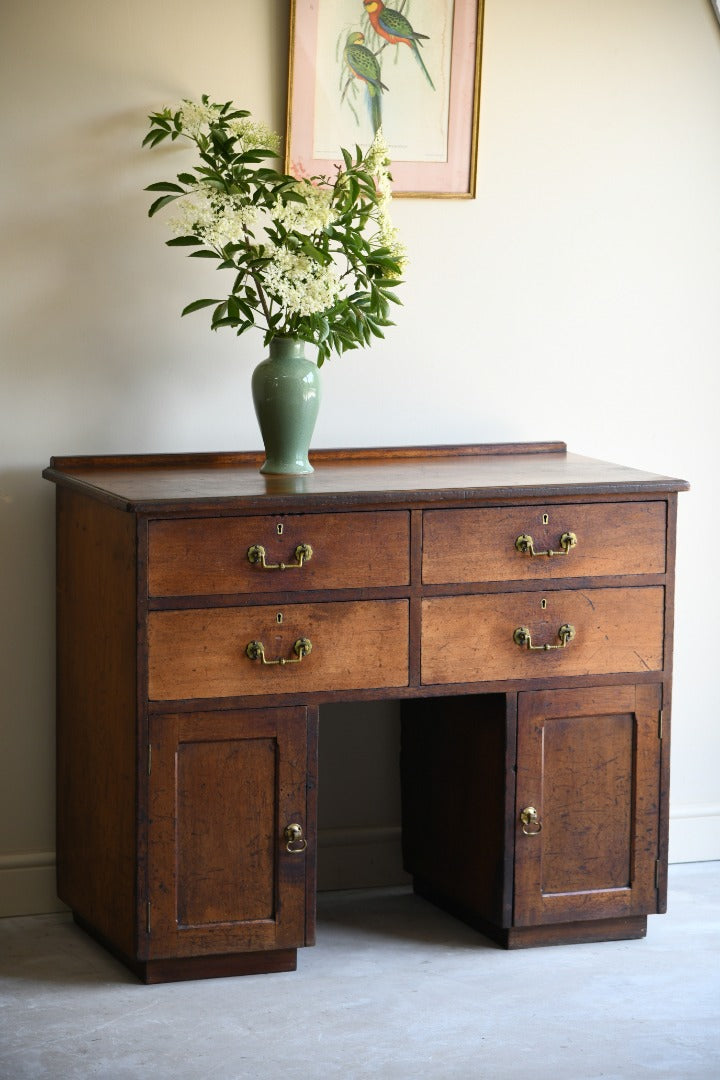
655, 859, 662, 889
658, 710, 663, 739
146, 899, 151, 934
147, 744, 152, 776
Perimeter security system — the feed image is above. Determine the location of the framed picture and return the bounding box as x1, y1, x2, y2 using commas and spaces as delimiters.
286, 0, 485, 198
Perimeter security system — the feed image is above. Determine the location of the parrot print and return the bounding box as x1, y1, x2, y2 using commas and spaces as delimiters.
362, 0, 435, 91
343, 31, 388, 134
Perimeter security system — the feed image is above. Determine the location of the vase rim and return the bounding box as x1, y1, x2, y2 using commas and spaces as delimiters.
269, 335, 308, 350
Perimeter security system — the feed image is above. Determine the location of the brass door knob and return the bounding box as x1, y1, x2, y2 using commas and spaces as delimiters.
284, 823, 307, 853
519, 806, 542, 835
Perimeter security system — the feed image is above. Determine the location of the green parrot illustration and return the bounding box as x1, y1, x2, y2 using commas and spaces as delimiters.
363, 0, 435, 91
343, 31, 388, 134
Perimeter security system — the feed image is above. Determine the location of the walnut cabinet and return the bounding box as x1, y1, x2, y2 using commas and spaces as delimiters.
43, 443, 687, 981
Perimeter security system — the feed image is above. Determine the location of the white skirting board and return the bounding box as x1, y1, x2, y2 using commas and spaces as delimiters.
668, 804, 720, 865
2, 809, 719, 916
0, 852, 65, 918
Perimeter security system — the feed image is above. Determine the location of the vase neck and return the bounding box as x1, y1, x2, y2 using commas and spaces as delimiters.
268, 336, 309, 361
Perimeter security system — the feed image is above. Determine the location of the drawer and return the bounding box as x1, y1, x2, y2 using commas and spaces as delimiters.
148, 511, 410, 596
148, 600, 409, 700
422, 502, 666, 584
421, 587, 664, 685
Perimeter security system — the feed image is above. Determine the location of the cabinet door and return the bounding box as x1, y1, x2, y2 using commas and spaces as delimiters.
147, 707, 315, 959
514, 685, 661, 926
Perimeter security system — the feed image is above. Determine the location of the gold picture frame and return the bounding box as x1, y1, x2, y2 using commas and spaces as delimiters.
286, 0, 485, 198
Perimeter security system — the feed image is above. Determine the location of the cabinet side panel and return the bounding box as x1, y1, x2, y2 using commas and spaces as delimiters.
56, 488, 137, 956
401, 694, 512, 928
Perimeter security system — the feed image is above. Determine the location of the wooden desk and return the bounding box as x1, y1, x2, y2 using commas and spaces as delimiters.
43, 443, 688, 983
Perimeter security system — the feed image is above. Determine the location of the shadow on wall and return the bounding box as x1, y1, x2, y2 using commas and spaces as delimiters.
0, 468, 57, 855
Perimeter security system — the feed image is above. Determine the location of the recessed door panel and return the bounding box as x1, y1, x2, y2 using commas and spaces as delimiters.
514, 685, 661, 926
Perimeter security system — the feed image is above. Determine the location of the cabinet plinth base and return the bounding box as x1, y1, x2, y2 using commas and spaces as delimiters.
412, 881, 648, 950
502, 917, 647, 950
72, 914, 298, 983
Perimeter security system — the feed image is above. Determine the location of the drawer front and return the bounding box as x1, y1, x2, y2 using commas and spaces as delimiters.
148, 511, 410, 597
421, 587, 664, 685
422, 502, 666, 584
148, 600, 409, 700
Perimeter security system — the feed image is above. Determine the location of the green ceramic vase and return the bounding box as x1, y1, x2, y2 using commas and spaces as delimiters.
251, 337, 321, 475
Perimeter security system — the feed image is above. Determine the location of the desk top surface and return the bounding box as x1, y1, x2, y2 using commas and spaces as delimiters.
43, 442, 689, 513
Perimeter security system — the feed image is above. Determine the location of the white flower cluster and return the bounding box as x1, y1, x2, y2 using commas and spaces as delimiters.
178, 100, 221, 138
263, 246, 341, 317
377, 213, 408, 271
168, 187, 257, 246
226, 117, 281, 155
364, 128, 392, 182
273, 181, 337, 234
364, 130, 407, 270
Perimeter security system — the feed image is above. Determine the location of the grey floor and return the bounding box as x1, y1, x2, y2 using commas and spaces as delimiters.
1, 863, 718, 1080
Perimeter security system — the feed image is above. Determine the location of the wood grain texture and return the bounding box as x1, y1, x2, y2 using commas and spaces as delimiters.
421, 587, 665, 686
44, 443, 685, 978
148, 600, 409, 700
43, 445, 688, 514
147, 708, 311, 959
55, 489, 138, 958
513, 684, 661, 926
401, 695, 514, 928
502, 916, 647, 949
148, 511, 410, 596
422, 501, 667, 584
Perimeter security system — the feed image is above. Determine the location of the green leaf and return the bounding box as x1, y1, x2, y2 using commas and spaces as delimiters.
238, 148, 279, 163
142, 129, 169, 148
181, 298, 222, 316
145, 181, 186, 193
188, 249, 220, 259
147, 193, 180, 217
166, 236, 202, 247
299, 237, 330, 265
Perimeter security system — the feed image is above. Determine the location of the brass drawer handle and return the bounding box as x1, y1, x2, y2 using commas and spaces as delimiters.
246, 638, 313, 665
247, 543, 313, 570
284, 823, 307, 853
515, 531, 577, 557
520, 806, 542, 835
513, 623, 575, 651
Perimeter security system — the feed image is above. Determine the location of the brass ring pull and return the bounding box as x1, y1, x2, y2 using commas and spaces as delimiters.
513, 623, 575, 651
515, 532, 577, 557
247, 543, 313, 570
284, 823, 307, 853
520, 806, 542, 835
246, 638, 313, 665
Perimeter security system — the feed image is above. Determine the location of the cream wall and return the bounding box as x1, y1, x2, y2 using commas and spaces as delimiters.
1, 0, 719, 915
